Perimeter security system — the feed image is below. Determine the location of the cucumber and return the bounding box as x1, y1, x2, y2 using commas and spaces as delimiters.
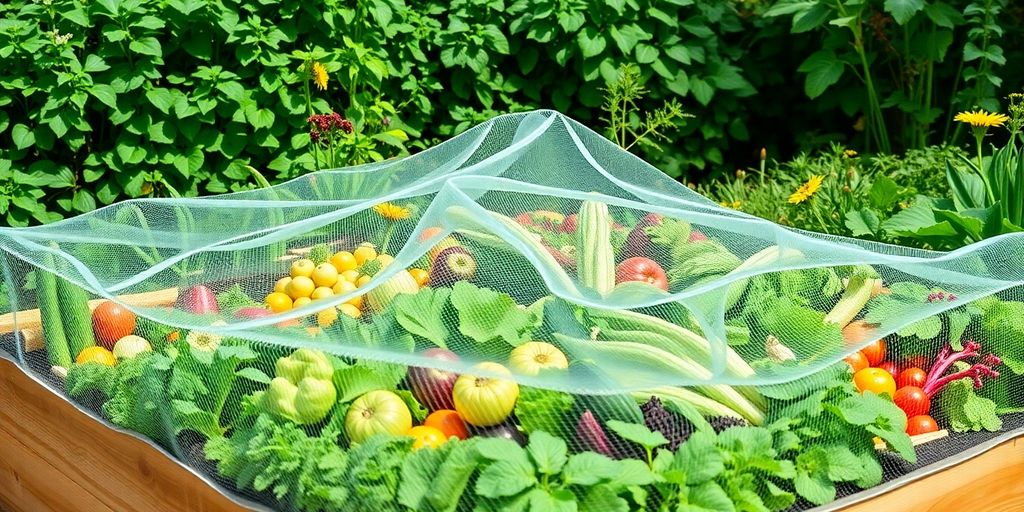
36, 253, 72, 368
55, 273, 96, 358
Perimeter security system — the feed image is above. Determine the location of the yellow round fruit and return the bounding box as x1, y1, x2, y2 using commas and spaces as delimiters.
356, 275, 372, 287
341, 269, 361, 283
317, 308, 339, 327
311, 263, 339, 287
407, 425, 448, 450
376, 254, 395, 268
331, 281, 363, 308
409, 268, 429, 287
273, 276, 293, 293
287, 276, 315, 299
331, 251, 358, 272
311, 286, 334, 300
265, 292, 293, 313
339, 303, 362, 318
290, 258, 315, 278
293, 297, 312, 309
76, 346, 117, 367
354, 244, 377, 265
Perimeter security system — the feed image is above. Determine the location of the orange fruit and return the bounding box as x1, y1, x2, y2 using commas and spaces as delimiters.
311, 286, 334, 300
341, 269, 361, 283
317, 308, 338, 327
376, 254, 395, 268
265, 292, 293, 313
356, 275, 372, 287
330, 251, 358, 272
409, 268, 429, 287
339, 304, 361, 318
287, 276, 315, 299
76, 346, 116, 367
424, 409, 469, 440
407, 425, 448, 450
353, 244, 377, 265
273, 276, 292, 293
290, 259, 315, 278
311, 263, 339, 287
292, 297, 312, 309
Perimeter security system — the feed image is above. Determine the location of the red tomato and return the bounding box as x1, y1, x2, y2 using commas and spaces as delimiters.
853, 367, 897, 397
877, 361, 898, 379
893, 386, 930, 417
860, 339, 887, 366
615, 257, 669, 291
92, 301, 137, 350
900, 355, 930, 372
897, 367, 928, 389
906, 415, 939, 436
844, 351, 869, 373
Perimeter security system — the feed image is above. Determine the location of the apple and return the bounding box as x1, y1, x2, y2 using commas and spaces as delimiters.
408, 348, 461, 411
453, 362, 520, 427
560, 213, 577, 233
430, 246, 477, 286
625, 214, 663, 258
112, 335, 152, 360
179, 285, 219, 314
345, 390, 413, 444
509, 341, 569, 376
615, 257, 669, 291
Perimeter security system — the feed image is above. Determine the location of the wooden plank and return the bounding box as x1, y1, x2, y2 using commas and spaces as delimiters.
0, 358, 248, 512
843, 436, 1024, 511
0, 287, 179, 351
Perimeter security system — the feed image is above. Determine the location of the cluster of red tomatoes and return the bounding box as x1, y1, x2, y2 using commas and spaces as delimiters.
845, 339, 939, 436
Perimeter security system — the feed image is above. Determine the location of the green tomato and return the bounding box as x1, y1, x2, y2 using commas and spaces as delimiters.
294, 377, 337, 424
453, 362, 520, 427
345, 390, 413, 444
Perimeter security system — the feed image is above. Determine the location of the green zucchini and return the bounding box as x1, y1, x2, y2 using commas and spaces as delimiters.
36, 253, 72, 368
576, 200, 615, 296
55, 273, 96, 358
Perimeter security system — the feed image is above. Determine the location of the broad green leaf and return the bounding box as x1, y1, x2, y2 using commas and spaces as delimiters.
90, 85, 118, 109
129, 37, 162, 57
798, 51, 844, 98
884, 0, 925, 24
845, 208, 880, 237
146, 88, 176, 114
577, 27, 606, 58
12, 124, 35, 149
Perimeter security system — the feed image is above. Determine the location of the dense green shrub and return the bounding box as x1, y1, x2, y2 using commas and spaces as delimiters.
1, 0, 1022, 226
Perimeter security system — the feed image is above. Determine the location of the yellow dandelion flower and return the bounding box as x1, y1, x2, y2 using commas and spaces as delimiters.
954, 110, 1009, 128
844, 149, 858, 158
311, 61, 328, 91
373, 202, 411, 221
788, 175, 824, 204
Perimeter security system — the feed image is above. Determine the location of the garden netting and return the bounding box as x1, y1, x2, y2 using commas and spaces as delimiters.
0, 110, 1021, 511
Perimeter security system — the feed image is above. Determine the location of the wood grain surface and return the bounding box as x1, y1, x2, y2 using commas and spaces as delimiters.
0, 355, 1020, 512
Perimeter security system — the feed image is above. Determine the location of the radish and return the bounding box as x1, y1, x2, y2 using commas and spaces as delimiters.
179, 285, 219, 314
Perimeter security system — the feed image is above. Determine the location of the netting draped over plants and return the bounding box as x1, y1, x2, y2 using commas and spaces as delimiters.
0, 110, 1021, 511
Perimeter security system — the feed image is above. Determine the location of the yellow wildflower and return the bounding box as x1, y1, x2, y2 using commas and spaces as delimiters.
788, 175, 824, 204
311, 61, 328, 91
718, 200, 742, 209
844, 149, 858, 158
373, 202, 411, 221
954, 110, 1009, 128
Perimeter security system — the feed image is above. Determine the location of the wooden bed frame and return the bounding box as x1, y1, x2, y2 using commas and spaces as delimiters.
1, 356, 1021, 512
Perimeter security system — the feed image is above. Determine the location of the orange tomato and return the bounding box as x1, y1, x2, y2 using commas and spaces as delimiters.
409, 268, 430, 287
424, 409, 469, 440
853, 367, 897, 397
906, 415, 939, 436
92, 301, 137, 350
76, 346, 116, 366
265, 292, 293, 313
860, 339, 887, 366
407, 425, 447, 450
844, 351, 869, 373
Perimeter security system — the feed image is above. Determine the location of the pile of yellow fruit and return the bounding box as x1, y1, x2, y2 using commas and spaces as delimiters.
264, 243, 429, 327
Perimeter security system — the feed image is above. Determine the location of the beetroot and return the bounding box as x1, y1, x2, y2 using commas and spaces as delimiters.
576, 410, 615, 458
625, 213, 663, 258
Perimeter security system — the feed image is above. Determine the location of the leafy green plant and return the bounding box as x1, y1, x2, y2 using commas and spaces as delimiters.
601, 63, 691, 153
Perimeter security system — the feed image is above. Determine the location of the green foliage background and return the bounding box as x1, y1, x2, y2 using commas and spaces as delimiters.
1, 0, 1022, 226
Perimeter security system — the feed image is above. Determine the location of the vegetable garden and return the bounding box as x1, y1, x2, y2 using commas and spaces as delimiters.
0, 111, 1021, 511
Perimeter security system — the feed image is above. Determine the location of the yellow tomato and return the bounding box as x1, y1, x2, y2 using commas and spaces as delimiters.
317, 308, 339, 327
287, 276, 315, 299
341, 269, 361, 283
293, 297, 312, 309
332, 281, 364, 308
311, 263, 339, 287
353, 244, 377, 265
265, 292, 293, 313
376, 254, 395, 268
356, 275, 372, 287
273, 276, 292, 293
339, 303, 362, 318
407, 425, 448, 450
76, 346, 116, 367
330, 251, 358, 272
290, 258, 315, 278
409, 268, 429, 287
311, 286, 334, 300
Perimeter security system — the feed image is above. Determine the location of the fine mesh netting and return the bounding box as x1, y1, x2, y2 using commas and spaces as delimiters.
0, 110, 1021, 511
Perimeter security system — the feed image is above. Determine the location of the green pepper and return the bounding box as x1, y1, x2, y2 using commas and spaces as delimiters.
263, 348, 337, 424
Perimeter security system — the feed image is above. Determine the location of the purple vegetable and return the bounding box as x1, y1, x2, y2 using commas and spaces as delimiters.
179, 285, 219, 314
472, 421, 527, 446
576, 410, 615, 458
